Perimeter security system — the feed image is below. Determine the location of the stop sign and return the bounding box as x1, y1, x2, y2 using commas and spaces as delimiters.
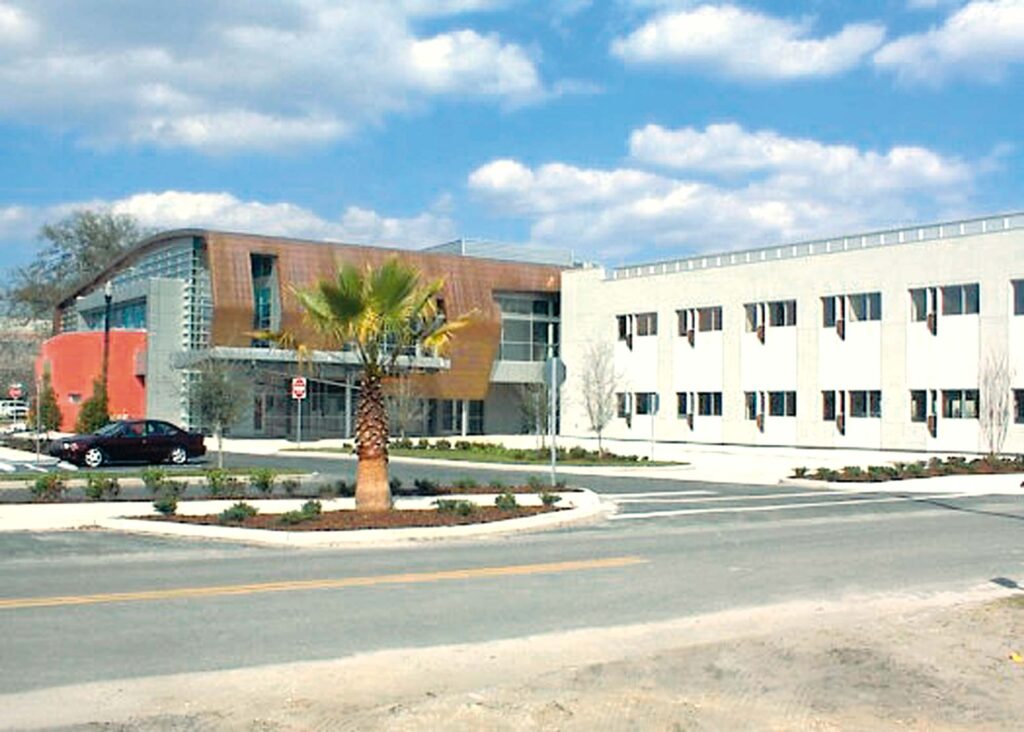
7, 383, 24, 399
291, 376, 307, 400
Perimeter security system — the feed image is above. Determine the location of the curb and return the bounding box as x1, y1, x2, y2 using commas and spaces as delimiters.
779, 473, 1024, 495
89, 489, 614, 548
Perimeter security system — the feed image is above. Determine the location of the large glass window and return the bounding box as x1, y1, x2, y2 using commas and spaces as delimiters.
1013, 281, 1024, 316
850, 390, 882, 418
1015, 390, 1024, 424
635, 312, 658, 336
697, 307, 722, 332
822, 391, 836, 421
497, 293, 559, 362
768, 300, 797, 327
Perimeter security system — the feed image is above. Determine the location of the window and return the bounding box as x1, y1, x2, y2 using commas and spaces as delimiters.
744, 303, 759, 332
698, 307, 722, 332
635, 392, 658, 415
942, 389, 979, 419
941, 284, 979, 315
697, 392, 722, 416
617, 315, 629, 341
677, 392, 689, 417
822, 297, 837, 328
909, 288, 928, 322
745, 392, 758, 420
1015, 390, 1024, 424
910, 390, 927, 422
616, 393, 630, 418
677, 310, 691, 336
848, 293, 882, 322
822, 391, 836, 421
768, 300, 797, 327
850, 390, 881, 418
1013, 281, 1024, 316
498, 293, 559, 361
635, 312, 657, 337
768, 391, 797, 417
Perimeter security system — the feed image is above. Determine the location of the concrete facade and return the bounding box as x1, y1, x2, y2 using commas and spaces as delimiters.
561, 214, 1024, 454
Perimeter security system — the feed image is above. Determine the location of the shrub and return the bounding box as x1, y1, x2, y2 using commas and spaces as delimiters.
301, 499, 322, 516
792, 467, 808, 479
555, 479, 567, 489
540, 491, 562, 506
392, 437, 414, 449
153, 496, 178, 516
488, 479, 505, 490
413, 478, 440, 496
435, 499, 475, 516
141, 467, 167, 494
159, 480, 185, 498
84, 473, 120, 501
453, 440, 473, 451
333, 479, 355, 497
567, 446, 590, 461
416, 438, 431, 450
249, 468, 277, 495
278, 510, 306, 525
453, 477, 478, 490
281, 477, 301, 496
433, 438, 451, 451
219, 502, 258, 525
494, 492, 518, 511
30, 472, 66, 501
839, 466, 865, 482
278, 499, 322, 526
204, 468, 239, 497
389, 476, 403, 492
813, 467, 838, 481
526, 475, 544, 490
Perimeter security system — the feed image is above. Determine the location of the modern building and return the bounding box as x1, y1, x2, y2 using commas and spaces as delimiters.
561, 212, 1024, 454
40, 230, 568, 437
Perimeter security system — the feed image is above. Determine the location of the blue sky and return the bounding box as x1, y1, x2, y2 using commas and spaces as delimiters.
0, 0, 1022, 269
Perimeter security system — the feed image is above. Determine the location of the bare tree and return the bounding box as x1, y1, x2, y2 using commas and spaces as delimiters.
979, 350, 1014, 456
192, 360, 249, 468
516, 383, 550, 449
579, 342, 618, 453
386, 372, 426, 438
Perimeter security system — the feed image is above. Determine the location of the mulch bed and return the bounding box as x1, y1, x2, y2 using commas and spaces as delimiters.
148, 505, 563, 531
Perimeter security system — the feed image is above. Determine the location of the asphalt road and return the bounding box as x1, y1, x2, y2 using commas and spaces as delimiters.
1, 452, 1023, 695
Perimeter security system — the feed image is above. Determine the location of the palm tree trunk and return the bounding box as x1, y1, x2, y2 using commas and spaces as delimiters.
355, 372, 391, 511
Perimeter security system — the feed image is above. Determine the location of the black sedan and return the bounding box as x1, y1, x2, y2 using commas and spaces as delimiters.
50, 419, 206, 468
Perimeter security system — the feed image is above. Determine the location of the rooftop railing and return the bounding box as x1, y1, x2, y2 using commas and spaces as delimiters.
611, 212, 1024, 281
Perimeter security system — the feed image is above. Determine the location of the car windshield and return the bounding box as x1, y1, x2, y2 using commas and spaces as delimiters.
94, 422, 125, 437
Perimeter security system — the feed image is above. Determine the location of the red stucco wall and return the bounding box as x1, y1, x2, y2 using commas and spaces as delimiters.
36, 331, 147, 431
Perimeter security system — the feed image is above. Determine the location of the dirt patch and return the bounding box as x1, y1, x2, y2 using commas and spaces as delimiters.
10, 589, 1024, 731
147, 505, 562, 531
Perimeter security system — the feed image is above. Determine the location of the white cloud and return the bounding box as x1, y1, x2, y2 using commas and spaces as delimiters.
0, 192, 457, 261
611, 4, 885, 79
628, 123, 971, 189
0, 2, 34, 45
469, 124, 974, 260
0, 1, 543, 151
876, 0, 1024, 83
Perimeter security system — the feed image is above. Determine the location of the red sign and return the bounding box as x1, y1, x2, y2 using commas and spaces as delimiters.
7, 383, 24, 400
291, 376, 308, 400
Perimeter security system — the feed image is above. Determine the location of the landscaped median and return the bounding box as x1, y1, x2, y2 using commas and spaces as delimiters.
0, 488, 611, 546
782, 455, 1024, 495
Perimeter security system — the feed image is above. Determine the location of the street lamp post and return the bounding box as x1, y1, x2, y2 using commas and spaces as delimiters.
102, 281, 113, 395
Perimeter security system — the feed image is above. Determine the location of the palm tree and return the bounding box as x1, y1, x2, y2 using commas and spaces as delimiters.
290, 257, 467, 511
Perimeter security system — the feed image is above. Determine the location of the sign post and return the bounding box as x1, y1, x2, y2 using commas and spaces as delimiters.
543, 356, 566, 487
291, 377, 308, 445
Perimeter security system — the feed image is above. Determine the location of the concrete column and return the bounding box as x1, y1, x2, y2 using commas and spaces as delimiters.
461, 399, 469, 436
344, 372, 353, 439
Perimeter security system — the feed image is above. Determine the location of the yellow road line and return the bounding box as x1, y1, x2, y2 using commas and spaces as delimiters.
0, 556, 647, 611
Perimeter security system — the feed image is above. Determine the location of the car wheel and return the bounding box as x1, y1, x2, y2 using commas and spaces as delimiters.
168, 446, 188, 465
83, 447, 105, 468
